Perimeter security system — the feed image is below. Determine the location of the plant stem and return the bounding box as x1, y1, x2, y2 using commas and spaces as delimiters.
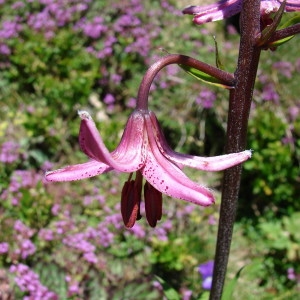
209, 0, 262, 299
136, 54, 234, 110
270, 23, 300, 42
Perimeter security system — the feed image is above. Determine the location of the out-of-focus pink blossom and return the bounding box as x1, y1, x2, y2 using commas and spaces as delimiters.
38, 229, 55, 241
0, 242, 9, 254
288, 106, 299, 121
195, 88, 217, 108
14, 220, 35, 238
0, 141, 20, 163
0, 19, 22, 38
19, 239, 36, 259
0, 43, 11, 55
261, 83, 279, 103
103, 93, 115, 105
273, 61, 293, 78
126, 97, 137, 108
10, 263, 58, 299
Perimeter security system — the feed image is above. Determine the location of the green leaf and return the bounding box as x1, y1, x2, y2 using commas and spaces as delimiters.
221, 267, 244, 300
213, 36, 225, 70
268, 13, 300, 47
197, 291, 210, 300
179, 64, 233, 89
155, 276, 181, 300
221, 261, 263, 300
279, 13, 300, 29
269, 35, 295, 47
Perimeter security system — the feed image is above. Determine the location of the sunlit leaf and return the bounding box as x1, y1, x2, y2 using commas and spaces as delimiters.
213, 36, 225, 70
268, 35, 295, 47
268, 13, 300, 47
197, 291, 210, 300
179, 64, 233, 89
279, 13, 300, 29
222, 260, 263, 300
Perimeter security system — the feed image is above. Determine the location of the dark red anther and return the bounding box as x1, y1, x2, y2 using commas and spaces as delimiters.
144, 181, 163, 227
121, 172, 142, 228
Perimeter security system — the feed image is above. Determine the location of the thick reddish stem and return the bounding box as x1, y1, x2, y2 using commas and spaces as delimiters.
209, 0, 262, 299
136, 54, 234, 110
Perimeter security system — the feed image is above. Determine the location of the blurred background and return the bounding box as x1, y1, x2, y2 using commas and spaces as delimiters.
0, 0, 299, 299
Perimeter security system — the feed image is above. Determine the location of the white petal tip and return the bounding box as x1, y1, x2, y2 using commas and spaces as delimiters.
44, 172, 53, 182
245, 149, 253, 158
45, 169, 65, 181
44, 170, 57, 181
78, 110, 92, 120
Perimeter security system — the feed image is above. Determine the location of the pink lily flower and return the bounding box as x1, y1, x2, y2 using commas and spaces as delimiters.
46, 109, 252, 228
183, 0, 300, 25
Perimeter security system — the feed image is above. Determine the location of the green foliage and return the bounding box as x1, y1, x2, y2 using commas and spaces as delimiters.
240, 106, 299, 219
270, 13, 300, 47
179, 64, 232, 88
222, 264, 250, 300
259, 212, 300, 260
155, 276, 181, 300
6, 29, 100, 114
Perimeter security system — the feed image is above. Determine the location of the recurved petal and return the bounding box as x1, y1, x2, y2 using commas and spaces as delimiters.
169, 150, 252, 171
142, 115, 214, 206
149, 111, 251, 171
45, 160, 112, 182
78, 110, 146, 173
183, 0, 242, 25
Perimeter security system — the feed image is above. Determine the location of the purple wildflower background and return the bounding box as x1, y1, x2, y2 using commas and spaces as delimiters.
0, 0, 300, 298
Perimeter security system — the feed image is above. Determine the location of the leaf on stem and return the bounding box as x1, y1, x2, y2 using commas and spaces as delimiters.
268, 13, 300, 47
179, 64, 233, 89
213, 36, 225, 70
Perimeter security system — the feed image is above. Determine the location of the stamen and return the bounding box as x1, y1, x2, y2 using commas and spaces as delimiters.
144, 181, 163, 227
135, 171, 143, 220
120, 172, 142, 228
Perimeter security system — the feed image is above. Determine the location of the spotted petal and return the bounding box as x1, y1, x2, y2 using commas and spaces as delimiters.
149, 111, 251, 171
45, 160, 112, 182
142, 114, 214, 206
78, 110, 146, 173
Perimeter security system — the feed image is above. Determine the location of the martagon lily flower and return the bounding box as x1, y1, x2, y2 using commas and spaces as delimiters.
46, 55, 252, 228
183, 0, 300, 25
